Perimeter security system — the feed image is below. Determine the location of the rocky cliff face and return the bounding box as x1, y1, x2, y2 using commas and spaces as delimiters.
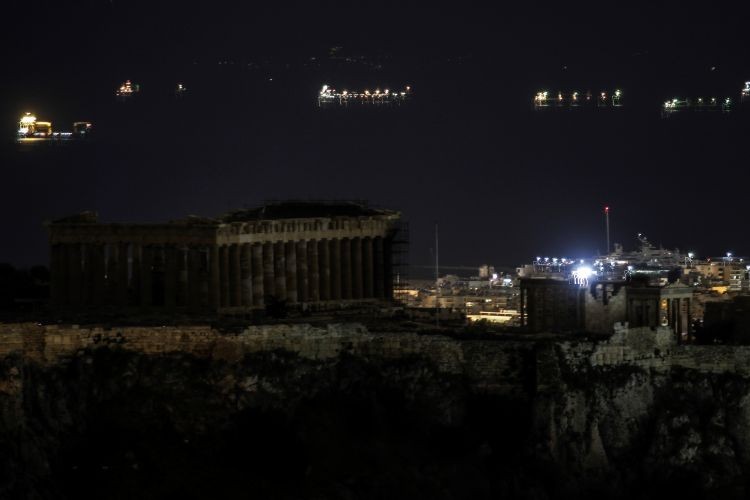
534, 350, 750, 499
1, 325, 750, 499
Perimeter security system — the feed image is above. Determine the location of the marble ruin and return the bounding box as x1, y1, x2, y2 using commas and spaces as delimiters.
46, 202, 401, 313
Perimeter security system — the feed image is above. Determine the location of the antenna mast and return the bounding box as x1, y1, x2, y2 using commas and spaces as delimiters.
435, 223, 439, 328
604, 206, 611, 255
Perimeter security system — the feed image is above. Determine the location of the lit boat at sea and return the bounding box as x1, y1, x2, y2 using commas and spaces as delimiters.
116, 80, 140, 100
533, 89, 623, 109
317, 84, 412, 107
16, 113, 92, 143
661, 96, 732, 117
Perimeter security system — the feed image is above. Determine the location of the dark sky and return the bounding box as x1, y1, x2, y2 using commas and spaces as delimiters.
2, 2, 750, 270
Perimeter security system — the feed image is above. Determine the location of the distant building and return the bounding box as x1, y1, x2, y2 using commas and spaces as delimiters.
46, 202, 403, 314
691, 260, 748, 291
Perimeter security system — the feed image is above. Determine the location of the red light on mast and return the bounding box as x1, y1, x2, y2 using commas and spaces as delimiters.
604, 206, 610, 213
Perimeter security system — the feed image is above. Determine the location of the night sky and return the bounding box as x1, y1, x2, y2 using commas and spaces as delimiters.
2, 2, 750, 270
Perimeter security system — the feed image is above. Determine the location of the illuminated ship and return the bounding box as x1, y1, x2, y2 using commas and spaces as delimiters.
17, 113, 92, 142
175, 82, 187, 98
742, 82, 750, 103
317, 84, 412, 107
17, 113, 52, 138
116, 80, 140, 100
533, 89, 623, 109
661, 96, 732, 117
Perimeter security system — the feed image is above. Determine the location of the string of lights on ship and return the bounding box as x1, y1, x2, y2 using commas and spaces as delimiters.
106, 79, 750, 114
532, 82, 750, 116
16, 80, 750, 142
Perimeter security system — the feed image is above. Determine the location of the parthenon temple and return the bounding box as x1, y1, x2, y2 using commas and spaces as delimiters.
46, 202, 402, 312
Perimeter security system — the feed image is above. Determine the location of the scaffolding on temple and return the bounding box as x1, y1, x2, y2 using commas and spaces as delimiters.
390, 220, 410, 303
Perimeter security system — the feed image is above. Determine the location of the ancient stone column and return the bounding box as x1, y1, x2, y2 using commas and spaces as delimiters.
90, 244, 106, 307
251, 243, 264, 306
116, 243, 129, 306
209, 245, 221, 310
330, 239, 341, 300
105, 244, 117, 304
240, 243, 252, 307
274, 241, 287, 300
373, 236, 385, 299
164, 245, 178, 309
340, 238, 352, 300
285, 241, 298, 304
352, 237, 363, 300
68, 243, 83, 307
50, 244, 66, 306
363, 237, 374, 299
188, 247, 202, 311
296, 240, 308, 303
219, 245, 230, 307
308, 240, 320, 302
60, 244, 72, 306
263, 242, 275, 299
383, 237, 393, 300
140, 245, 153, 307
318, 239, 330, 301
177, 247, 189, 307
230, 244, 241, 307
131, 244, 141, 306
80, 244, 93, 306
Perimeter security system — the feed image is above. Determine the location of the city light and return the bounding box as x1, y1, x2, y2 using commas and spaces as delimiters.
572, 265, 593, 285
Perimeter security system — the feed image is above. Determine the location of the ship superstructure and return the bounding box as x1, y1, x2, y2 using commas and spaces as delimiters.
116, 80, 140, 100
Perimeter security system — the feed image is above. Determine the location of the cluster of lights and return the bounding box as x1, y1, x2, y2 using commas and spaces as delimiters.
743, 82, 750, 97
533, 89, 622, 107
663, 96, 731, 111
18, 113, 37, 136
572, 264, 594, 285
318, 84, 411, 105
533, 254, 634, 285
17, 112, 91, 140
534, 256, 574, 265
116, 80, 140, 97
17, 113, 52, 137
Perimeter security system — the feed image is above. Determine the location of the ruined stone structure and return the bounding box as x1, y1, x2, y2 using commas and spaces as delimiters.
46, 202, 401, 312
520, 278, 693, 337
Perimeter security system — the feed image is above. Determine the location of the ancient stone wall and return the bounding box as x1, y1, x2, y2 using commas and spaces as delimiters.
0, 323, 534, 395
2, 322, 750, 389
583, 284, 627, 334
